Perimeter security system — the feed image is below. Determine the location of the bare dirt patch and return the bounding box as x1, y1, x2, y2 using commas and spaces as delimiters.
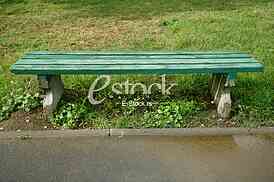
0, 107, 55, 131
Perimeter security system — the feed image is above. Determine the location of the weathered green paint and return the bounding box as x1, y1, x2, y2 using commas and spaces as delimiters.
10, 52, 264, 75
23, 54, 251, 59
16, 58, 258, 65
26, 51, 251, 56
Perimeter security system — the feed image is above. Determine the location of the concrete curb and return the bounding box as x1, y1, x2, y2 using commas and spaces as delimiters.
110, 127, 274, 136
0, 129, 109, 140
0, 127, 274, 139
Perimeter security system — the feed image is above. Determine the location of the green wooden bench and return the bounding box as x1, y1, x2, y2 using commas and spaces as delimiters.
10, 51, 264, 118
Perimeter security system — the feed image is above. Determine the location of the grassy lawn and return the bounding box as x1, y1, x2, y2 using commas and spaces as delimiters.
0, 0, 273, 129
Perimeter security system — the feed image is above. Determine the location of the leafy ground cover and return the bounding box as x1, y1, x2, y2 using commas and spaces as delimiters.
0, 0, 273, 130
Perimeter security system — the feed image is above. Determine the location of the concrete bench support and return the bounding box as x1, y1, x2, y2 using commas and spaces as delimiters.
209, 73, 235, 119
38, 75, 64, 113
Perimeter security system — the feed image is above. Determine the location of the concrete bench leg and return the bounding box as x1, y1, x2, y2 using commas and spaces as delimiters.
209, 74, 235, 119
38, 75, 64, 114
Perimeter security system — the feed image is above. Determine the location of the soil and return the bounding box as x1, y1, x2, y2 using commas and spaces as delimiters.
0, 102, 237, 131
0, 107, 56, 131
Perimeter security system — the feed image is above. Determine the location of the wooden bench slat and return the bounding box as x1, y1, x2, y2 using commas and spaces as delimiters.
16, 58, 258, 65
27, 51, 248, 55
23, 54, 251, 59
11, 63, 263, 75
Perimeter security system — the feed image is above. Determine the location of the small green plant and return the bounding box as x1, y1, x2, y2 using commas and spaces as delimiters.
232, 104, 274, 128
161, 19, 180, 33
50, 99, 96, 129
142, 100, 204, 128
0, 79, 41, 121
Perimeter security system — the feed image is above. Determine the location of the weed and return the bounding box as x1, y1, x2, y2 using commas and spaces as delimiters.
50, 98, 96, 129
142, 100, 204, 128
0, 78, 41, 121
161, 19, 180, 33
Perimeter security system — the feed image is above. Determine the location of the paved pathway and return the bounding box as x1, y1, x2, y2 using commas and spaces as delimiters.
0, 131, 273, 182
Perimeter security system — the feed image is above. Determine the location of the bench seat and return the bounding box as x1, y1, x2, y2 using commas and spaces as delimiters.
10, 51, 264, 119
11, 51, 263, 75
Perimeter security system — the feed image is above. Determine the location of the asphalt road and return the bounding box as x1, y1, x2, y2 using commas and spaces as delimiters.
0, 130, 273, 182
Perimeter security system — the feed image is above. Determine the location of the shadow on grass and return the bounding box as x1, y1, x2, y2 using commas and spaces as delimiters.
42, 0, 272, 19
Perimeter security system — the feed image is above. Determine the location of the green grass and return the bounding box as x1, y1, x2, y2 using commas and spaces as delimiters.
0, 0, 273, 128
